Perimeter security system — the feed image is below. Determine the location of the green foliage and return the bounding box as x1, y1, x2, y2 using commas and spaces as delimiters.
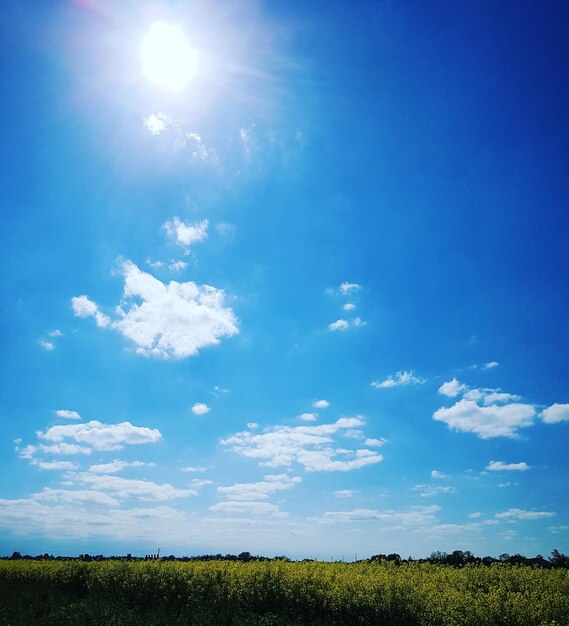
0, 560, 568, 625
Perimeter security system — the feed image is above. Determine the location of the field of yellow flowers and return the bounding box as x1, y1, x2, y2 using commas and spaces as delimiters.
1, 559, 568, 625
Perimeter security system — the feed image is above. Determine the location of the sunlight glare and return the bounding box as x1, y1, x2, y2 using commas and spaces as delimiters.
141, 22, 197, 90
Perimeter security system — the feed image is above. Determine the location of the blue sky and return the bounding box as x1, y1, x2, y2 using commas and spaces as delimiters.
0, 0, 568, 559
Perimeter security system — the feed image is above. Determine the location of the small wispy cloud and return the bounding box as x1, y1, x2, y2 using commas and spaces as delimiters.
414, 485, 456, 498
88, 460, 154, 474
313, 400, 329, 409
71, 295, 111, 328
168, 260, 188, 271
438, 378, 467, 398
482, 361, 499, 370
39, 340, 55, 351
192, 403, 210, 416
431, 470, 450, 479
339, 282, 361, 295
495, 508, 555, 521
298, 413, 317, 422
143, 112, 169, 135
334, 490, 354, 498
54, 410, 81, 421
163, 218, 208, 253
372, 371, 425, 389
486, 461, 530, 472
328, 319, 349, 332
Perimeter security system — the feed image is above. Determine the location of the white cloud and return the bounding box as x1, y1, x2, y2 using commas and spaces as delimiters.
417, 485, 456, 498
0, 497, 189, 542
344, 429, 364, 440
71, 295, 111, 328
143, 112, 168, 135
143, 114, 217, 163
88, 460, 152, 474
328, 318, 366, 332
343, 303, 356, 311
313, 400, 329, 409
186, 133, 211, 160
482, 361, 499, 370
39, 340, 54, 351
163, 218, 208, 251
221, 417, 383, 472
431, 470, 450, 479
328, 319, 349, 332
477, 391, 521, 405
192, 403, 210, 416
48, 329, 63, 338
433, 399, 536, 438
334, 490, 354, 498
181, 466, 206, 473
54, 410, 81, 421
468, 512, 482, 519
209, 501, 282, 515
438, 378, 467, 398
439, 379, 521, 407
189, 479, 212, 489
19, 443, 92, 458
146, 258, 164, 269
169, 260, 188, 271
495, 508, 555, 521
77, 473, 195, 501
548, 525, 569, 534
74, 260, 238, 359
486, 461, 530, 472
541, 403, 569, 424
37, 420, 161, 451
217, 474, 301, 502
36, 488, 120, 507
246, 422, 259, 430
339, 282, 361, 295
213, 386, 230, 395
372, 371, 425, 389
298, 413, 317, 422
31, 460, 77, 471
364, 438, 387, 447
321, 505, 441, 526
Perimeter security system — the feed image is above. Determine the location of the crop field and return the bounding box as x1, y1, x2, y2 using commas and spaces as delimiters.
1, 560, 568, 625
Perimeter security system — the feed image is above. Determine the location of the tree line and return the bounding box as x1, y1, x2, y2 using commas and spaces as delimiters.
3, 548, 568, 567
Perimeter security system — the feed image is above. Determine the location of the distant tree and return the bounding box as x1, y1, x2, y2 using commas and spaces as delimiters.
428, 551, 447, 564
10, 551, 22, 560
549, 549, 569, 568
506, 553, 528, 566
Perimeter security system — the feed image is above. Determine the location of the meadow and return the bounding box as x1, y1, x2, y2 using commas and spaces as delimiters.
1, 559, 568, 625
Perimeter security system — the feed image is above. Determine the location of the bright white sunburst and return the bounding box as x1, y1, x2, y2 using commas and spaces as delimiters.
140, 22, 197, 90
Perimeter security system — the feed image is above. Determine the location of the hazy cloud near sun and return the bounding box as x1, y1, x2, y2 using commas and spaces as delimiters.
72, 260, 238, 359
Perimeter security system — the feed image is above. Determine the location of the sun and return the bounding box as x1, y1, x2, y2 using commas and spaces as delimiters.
140, 22, 197, 90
